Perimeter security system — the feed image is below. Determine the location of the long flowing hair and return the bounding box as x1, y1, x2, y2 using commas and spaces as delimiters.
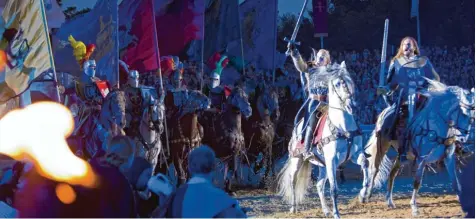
391, 36, 420, 63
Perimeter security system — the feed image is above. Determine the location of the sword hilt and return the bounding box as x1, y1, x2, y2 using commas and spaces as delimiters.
284, 37, 301, 56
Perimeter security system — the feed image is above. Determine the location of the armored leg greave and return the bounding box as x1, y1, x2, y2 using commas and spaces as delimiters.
304, 109, 319, 153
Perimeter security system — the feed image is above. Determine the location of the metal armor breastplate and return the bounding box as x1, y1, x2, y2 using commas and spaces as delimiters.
172, 89, 188, 108
125, 87, 143, 117
393, 56, 433, 99
308, 67, 329, 96
209, 87, 225, 109
75, 80, 105, 105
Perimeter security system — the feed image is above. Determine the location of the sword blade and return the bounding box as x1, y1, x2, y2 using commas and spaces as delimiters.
291, 0, 310, 42
379, 19, 389, 87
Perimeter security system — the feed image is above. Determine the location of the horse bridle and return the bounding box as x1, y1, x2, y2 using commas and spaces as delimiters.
138, 104, 162, 150
414, 100, 475, 147
329, 75, 354, 111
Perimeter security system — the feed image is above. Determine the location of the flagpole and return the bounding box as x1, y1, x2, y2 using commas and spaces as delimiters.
320, 36, 324, 49
40, 0, 61, 103
237, 0, 246, 76
116, 0, 120, 89
416, 14, 421, 46
272, 0, 278, 83
200, 3, 205, 91
151, 0, 170, 157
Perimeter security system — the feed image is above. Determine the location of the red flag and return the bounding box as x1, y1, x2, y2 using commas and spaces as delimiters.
312, 0, 328, 37
155, 0, 205, 56
119, 0, 159, 72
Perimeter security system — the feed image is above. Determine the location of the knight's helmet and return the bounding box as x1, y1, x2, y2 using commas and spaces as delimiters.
119, 59, 140, 88
161, 56, 184, 89
83, 60, 96, 78
207, 52, 229, 89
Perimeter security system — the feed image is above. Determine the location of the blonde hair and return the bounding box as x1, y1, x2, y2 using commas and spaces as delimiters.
310, 49, 331, 66
392, 36, 420, 63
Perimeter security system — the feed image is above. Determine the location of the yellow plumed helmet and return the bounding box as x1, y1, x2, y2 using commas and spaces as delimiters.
68, 35, 86, 65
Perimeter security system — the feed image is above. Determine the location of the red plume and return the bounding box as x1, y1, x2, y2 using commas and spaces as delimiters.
160, 56, 175, 77
80, 44, 96, 67
207, 52, 221, 70
224, 85, 232, 97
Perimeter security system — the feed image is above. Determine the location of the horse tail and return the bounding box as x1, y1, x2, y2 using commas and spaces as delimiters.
277, 155, 312, 206
373, 154, 392, 189
365, 106, 394, 189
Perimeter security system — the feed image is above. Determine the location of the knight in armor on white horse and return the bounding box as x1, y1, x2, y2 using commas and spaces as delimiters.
289, 43, 331, 163
119, 60, 164, 172
377, 36, 440, 164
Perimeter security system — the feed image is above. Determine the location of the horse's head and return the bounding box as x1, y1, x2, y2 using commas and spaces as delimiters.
327, 61, 356, 115
257, 83, 280, 122
227, 87, 252, 118
142, 97, 165, 133
178, 90, 211, 118
426, 79, 475, 143
100, 90, 127, 135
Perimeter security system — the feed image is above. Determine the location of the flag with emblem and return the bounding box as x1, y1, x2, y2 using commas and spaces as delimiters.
0, 0, 55, 104
52, 0, 119, 86
312, 0, 328, 37
226, 0, 282, 70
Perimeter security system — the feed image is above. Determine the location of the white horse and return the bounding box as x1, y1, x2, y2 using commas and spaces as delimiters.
361, 79, 475, 216
277, 62, 368, 219
136, 100, 165, 172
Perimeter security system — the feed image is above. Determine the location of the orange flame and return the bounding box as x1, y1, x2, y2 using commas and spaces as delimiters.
0, 102, 97, 188
0, 50, 6, 72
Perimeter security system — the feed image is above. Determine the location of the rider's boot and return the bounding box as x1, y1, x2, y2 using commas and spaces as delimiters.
398, 130, 410, 165
302, 112, 319, 161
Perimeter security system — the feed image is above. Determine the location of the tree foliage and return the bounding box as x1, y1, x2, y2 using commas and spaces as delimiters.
277, 0, 474, 53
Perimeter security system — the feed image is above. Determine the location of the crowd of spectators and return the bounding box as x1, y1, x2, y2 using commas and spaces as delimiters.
141, 45, 474, 125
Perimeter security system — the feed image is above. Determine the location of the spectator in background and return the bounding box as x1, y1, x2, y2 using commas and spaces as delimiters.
165, 145, 247, 218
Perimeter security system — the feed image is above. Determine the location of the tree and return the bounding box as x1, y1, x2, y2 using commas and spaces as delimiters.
63, 6, 92, 20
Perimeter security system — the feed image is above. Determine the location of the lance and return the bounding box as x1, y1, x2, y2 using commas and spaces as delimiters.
284, 0, 309, 56
378, 19, 389, 87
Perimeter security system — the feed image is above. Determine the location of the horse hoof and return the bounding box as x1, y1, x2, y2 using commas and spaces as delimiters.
289, 207, 297, 213
358, 195, 365, 203
412, 210, 419, 217
323, 211, 331, 218
387, 201, 396, 209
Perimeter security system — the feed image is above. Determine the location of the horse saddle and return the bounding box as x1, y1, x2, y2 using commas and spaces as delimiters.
290, 113, 327, 157
381, 94, 429, 140
312, 112, 328, 145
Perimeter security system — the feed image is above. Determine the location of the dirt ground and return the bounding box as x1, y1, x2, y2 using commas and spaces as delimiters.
235, 172, 465, 218
236, 189, 462, 218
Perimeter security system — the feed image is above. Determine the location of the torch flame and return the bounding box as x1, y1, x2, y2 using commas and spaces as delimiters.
0, 102, 96, 187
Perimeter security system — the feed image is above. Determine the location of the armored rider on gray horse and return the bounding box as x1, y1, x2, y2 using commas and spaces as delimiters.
120, 60, 164, 170
377, 36, 440, 164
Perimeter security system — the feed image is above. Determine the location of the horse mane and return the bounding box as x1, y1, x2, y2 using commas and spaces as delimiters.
409, 79, 460, 131
323, 62, 356, 95
104, 90, 126, 111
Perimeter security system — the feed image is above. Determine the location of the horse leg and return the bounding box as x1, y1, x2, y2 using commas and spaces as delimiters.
174, 154, 187, 186
386, 157, 401, 208
290, 158, 303, 213
325, 154, 340, 219
410, 159, 426, 216
444, 144, 461, 199
316, 167, 330, 217
351, 148, 370, 204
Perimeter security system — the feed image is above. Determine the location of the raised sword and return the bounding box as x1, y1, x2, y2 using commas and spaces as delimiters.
284, 0, 310, 56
